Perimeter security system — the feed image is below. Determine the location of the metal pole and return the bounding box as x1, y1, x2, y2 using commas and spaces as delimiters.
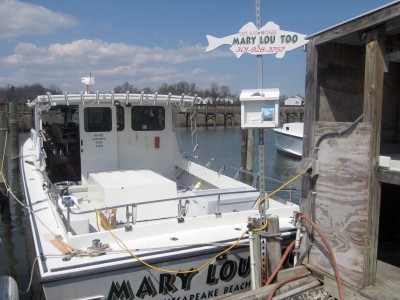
256, 0, 268, 286
256, 0, 263, 89
255, 0, 266, 210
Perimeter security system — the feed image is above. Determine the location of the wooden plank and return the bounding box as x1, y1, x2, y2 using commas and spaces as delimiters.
361, 260, 400, 299
264, 216, 281, 281
310, 3, 400, 46
0, 108, 7, 200
309, 122, 371, 289
363, 25, 385, 287
324, 276, 369, 300
300, 38, 317, 263
378, 168, 400, 185
272, 280, 322, 300
213, 276, 318, 300
276, 265, 308, 282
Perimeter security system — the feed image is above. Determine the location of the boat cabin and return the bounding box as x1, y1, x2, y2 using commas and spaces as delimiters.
302, 2, 400, 298
31, 93, 186, 184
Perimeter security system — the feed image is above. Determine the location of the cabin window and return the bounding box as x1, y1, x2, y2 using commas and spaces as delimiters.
131, 106, 165, 131
84, 107, 112, 132
116, 106, 124, 131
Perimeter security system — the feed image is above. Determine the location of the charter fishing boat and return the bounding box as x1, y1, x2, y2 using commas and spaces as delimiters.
20, 86, 299, 299
273, 122, 304, 157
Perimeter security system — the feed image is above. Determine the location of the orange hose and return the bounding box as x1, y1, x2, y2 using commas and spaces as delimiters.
265, 240, 296, 285
299, 213, 344, 300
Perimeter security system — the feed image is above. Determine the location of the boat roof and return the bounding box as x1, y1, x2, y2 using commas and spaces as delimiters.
28, 92, 198, 109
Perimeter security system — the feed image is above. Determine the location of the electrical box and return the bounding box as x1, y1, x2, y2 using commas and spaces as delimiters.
240, 88, 280, 128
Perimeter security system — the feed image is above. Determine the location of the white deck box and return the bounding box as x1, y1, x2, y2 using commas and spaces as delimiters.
240, 88, 280, 128
87, 170, 178, 220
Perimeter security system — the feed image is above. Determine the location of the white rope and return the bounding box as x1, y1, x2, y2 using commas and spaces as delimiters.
18, 256, 39, 295
1, 131, 59, 237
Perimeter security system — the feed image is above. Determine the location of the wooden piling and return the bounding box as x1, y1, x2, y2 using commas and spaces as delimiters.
242, 129, 254, 186
9, 102, 19, 170
260, 215, 282, 282
0, 106, 8, 201
240, 129, 248, 183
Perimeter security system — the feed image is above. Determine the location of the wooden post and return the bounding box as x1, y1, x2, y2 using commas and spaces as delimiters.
240, 129, 248, 183
363, 25, 385, 287
214, 102, 217, 127
246, 129, 255, 185
0, 106, 8, 202
261, 216, 282, 282
301, 38, 317, 255
9, 102, 19, 170
224, 102, 227, 127
251, 218, 262, 289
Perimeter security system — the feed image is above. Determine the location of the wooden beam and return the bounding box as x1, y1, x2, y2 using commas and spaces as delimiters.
300, 39, 318, 258
363, 24, 385, 287
378, 168, 400, 185
310, 3, 400, 46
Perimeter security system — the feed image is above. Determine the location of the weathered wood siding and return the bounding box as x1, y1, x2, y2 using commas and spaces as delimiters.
309, 121, 371, 289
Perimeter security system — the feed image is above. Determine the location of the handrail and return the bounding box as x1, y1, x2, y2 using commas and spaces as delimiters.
67, 187, 298, 217
28, 92, 198, 109
69, 188, 259, 215
60, 185, 299, 234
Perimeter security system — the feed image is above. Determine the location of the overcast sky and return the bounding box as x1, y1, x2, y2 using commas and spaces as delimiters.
0, 0, 396, 97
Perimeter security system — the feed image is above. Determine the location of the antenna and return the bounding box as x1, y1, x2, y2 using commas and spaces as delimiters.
81, 72, 96, 94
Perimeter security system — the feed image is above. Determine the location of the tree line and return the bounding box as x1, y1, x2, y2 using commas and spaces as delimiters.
0, 81, 244, 105
0, 81, 293, 106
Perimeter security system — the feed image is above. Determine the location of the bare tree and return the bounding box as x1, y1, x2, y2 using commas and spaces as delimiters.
113, 82, 139, 93
207, 83, 220, 102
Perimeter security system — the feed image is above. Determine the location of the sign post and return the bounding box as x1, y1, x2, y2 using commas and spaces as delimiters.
206, 4, 308, 287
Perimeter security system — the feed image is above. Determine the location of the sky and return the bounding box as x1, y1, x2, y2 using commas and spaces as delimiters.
0, 0, 397, 98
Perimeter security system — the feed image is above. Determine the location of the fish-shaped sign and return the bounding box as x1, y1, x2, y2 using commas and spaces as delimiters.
206, 21, 308, 59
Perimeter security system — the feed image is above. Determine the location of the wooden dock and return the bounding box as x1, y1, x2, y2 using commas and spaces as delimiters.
179, 104, 304, 127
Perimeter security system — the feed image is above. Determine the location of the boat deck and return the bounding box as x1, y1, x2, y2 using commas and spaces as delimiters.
22, 139, 298, 281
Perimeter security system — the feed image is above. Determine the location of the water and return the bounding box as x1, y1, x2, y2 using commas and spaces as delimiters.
0, 126, 302, 299
177, 126, 302, 200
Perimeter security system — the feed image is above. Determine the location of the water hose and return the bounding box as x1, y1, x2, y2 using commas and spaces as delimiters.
264, 214, 344, 300
299, 213, 344, 300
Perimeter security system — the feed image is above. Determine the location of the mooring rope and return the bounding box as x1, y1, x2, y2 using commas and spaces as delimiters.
0, 131, 59, 237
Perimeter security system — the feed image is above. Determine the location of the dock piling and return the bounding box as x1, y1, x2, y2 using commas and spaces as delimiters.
0, 107, 8, 203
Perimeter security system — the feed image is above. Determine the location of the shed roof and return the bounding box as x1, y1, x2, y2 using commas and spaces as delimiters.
307, 1, 400, 46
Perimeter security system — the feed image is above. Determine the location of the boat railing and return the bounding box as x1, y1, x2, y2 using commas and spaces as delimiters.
183, 155, 299, 203
62, 187, 297, 235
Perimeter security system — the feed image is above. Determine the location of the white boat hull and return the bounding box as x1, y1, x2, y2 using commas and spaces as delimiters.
41, 246, 252, 299
20, 92, 299, 299
273, 123, 303, 157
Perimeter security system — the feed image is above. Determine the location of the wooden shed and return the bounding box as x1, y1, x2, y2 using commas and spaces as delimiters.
301, 2, 400, 298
